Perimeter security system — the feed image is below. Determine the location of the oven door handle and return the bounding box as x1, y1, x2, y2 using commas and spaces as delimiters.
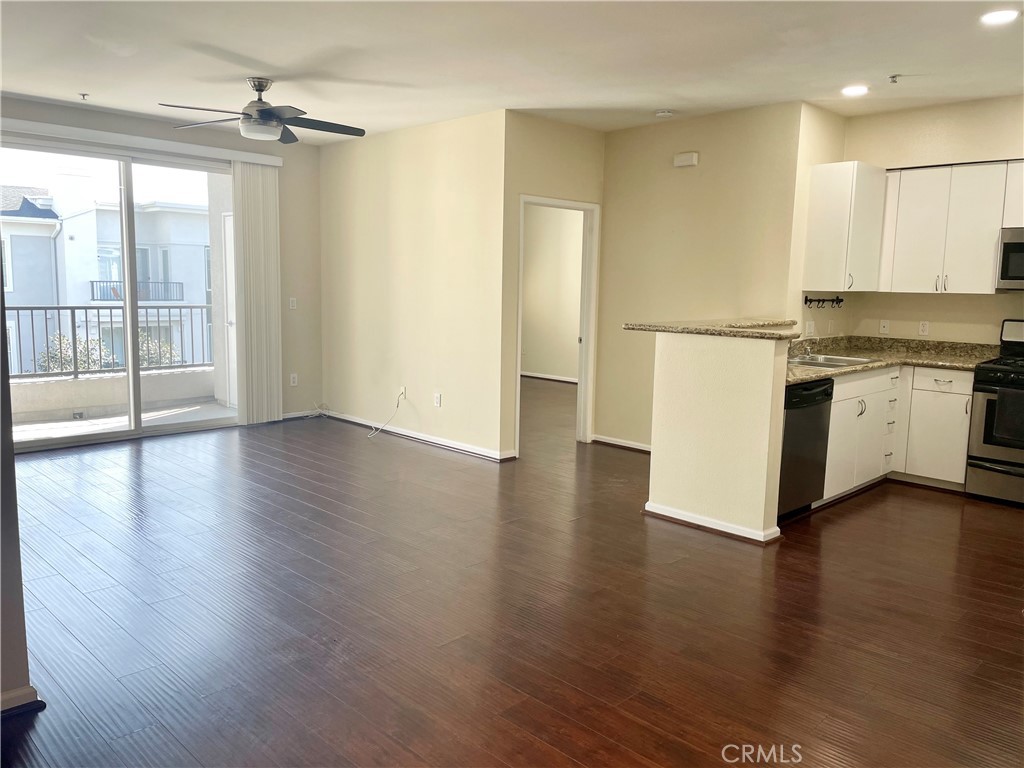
973, 385, 1001, 395
968, 460, 1024, 479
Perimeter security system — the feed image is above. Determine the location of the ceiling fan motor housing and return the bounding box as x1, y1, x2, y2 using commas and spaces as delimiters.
246, 76, 273, 95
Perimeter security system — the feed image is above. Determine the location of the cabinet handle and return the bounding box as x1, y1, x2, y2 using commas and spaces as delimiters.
890, 375, 899, 382
857, 399, 865, 417
884, 452, 894, 458
943, 275, 949, 292
934, 378, 953, 385
847, 273, 854, 289
887, 420, 896, 426
965, 399, 970, 414
889, 398, 897, 404
935, 275, 940, 292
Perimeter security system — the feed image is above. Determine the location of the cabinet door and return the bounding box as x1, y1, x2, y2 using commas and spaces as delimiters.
943, 162, 1006, 294
1005, 160, 1023, 228
878, 171, 900, 292
891, 167, 951, 293
804, 162, 856, 292
846, 163, 885, 291
854, 391, 886, 486
824, 397, 860, 499
906, 391, 972, 483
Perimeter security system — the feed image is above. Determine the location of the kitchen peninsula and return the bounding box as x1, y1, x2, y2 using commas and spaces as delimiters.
623, 318, 800, 544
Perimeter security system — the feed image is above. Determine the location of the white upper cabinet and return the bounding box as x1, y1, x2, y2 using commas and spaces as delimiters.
1004, 160, 1024, 228
891, 167, 951, 293
943, 162, 1007, 294
803, 161, 885, 292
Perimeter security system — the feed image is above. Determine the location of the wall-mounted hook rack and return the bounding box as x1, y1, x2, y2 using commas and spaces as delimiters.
804, 295, 844, 310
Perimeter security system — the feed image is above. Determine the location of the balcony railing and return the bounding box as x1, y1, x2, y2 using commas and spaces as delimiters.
5, 304, 213, 378
91, 280, 185, 302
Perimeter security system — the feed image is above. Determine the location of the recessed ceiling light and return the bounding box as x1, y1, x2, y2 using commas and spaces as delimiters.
841, 84, 870, 97
981, 9, 1021, 25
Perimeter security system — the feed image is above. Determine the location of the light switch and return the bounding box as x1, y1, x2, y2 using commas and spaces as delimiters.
289, 298, 297, 310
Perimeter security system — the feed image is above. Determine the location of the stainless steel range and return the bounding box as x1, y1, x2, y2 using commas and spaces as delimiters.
966, 319, 1024, 504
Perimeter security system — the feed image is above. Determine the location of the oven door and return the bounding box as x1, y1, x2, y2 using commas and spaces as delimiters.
969, 387, 1024, 463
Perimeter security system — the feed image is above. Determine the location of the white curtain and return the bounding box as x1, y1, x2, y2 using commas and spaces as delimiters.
232, 161, 283, 424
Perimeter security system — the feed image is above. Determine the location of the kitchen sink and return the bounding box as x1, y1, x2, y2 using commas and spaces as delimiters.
788, 355, 881, 369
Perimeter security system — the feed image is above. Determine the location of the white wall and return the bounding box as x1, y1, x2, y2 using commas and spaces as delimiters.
521, 205, 584, 381
0, 96, 322, 416
594, 103, 803, 447
319, 110, 508, 455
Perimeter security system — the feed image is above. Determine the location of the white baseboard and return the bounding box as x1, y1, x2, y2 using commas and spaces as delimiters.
521, 372, 579, 384
591, 434, 652, 453
886, 471, 964, 492
327, 411, 514, 462
2, 685, 40, 712
644, 501, 781, 543
283, 409, 320, 420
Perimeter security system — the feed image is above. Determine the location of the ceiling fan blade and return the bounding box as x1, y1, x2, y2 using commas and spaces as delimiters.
284, 116, 365, 137
175, 117, 240, 130
278, 126, 299, 145
257, 104, 306, 120
160, 103, 249, 116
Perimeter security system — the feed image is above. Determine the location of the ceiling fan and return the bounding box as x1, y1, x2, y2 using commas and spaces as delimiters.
159, 77, 365, 144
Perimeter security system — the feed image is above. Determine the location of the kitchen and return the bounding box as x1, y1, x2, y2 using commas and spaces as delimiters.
628, 152, 1023, 543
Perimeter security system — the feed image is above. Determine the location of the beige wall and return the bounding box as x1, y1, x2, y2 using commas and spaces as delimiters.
789, 104, 848, 335
0, 96, 322, 416
522, 205, 584, 381
319, 110, 507, 454
838, 95, 1024, 344
595, 103, 803, 446
501, 111, 604, 452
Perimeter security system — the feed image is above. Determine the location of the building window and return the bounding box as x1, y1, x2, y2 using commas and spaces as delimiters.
136, 246, 151, 282
2, 239, 12, 291
98, 247, 121, 281
204, 245, 212, 306
160, 248, 171, 281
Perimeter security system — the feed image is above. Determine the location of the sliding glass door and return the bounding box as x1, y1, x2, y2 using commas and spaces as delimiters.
130, 163, 237, 430
1, 147, 238, 448
1, 148, 132, 442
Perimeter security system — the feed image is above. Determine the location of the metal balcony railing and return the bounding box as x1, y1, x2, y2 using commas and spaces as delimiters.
91, 280, 185, 302
5, 304, 213, 378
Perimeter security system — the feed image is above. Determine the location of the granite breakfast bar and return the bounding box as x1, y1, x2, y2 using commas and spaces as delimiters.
624, 318, 800, 544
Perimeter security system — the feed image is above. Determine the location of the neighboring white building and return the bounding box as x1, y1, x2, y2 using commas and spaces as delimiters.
3, 189, 213, 374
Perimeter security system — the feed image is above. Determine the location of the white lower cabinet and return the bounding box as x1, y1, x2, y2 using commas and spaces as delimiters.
824, 369, 897, 500
905, 389, 972, 484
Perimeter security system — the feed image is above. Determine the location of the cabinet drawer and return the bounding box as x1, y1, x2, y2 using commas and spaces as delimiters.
912, 367, 974, 395
833, 367, 901, 401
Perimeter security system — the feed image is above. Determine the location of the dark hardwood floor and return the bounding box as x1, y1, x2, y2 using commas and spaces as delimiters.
3, 377, 1022, 767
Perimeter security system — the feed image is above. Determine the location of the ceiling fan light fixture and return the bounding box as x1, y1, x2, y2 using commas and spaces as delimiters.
239, 116, 282, 141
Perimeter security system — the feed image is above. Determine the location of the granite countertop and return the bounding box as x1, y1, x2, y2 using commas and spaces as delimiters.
624, 318, 801, 341
786, 336, 998, 384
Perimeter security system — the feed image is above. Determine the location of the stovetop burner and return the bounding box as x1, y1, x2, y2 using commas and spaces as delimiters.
982, 356, 1024, 369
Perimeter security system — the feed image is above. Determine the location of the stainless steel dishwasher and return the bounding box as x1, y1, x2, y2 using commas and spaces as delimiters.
778, 378, 834, 519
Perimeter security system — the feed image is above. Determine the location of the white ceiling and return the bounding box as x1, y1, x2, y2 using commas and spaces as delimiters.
2, 1, 1022, 144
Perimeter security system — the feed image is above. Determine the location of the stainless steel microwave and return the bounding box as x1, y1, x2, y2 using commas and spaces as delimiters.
998, 227, 1024, 290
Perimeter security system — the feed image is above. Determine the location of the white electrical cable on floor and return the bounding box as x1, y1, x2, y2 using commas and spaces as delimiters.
368, 391, 405, 438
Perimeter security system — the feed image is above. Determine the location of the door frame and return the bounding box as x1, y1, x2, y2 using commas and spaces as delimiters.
515, 195, 601, 456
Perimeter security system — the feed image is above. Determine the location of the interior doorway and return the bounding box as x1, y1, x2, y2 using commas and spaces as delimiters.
515, 195, 600, 456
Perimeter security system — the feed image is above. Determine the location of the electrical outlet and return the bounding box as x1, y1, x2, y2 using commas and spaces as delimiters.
434, 393, 442, 408
918, 321, 930, 336
879, 319, 890, 335
805, 320, 816, 336
288, 298, 297, 310
289, 373, 298, 387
